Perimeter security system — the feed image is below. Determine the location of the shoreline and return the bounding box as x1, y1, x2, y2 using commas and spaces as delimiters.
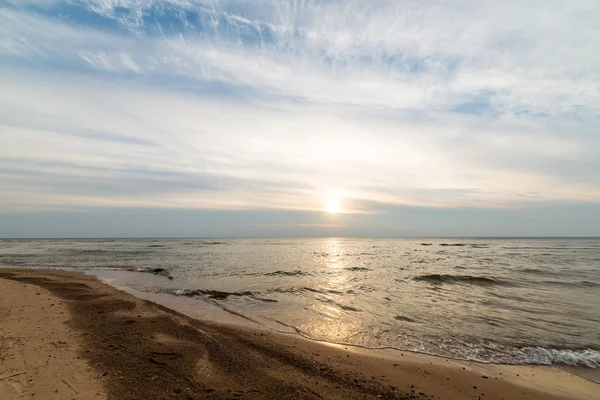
1, 268, 598, 400
91, 268, 600, 380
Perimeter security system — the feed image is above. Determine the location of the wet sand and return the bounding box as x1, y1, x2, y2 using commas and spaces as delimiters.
0, 268, 598, 400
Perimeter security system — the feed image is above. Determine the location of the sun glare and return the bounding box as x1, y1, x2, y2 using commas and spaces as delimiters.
325, 197, 342, 213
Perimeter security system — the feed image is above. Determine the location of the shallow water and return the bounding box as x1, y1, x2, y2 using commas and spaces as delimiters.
1, 237, 599, 368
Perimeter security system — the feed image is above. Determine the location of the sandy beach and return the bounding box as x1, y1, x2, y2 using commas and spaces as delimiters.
0, 268, 598, 400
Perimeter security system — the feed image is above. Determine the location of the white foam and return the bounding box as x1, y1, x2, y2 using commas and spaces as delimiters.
521, 347, 600, 368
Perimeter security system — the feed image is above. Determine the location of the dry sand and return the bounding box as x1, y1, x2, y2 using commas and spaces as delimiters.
0, 268, 598, 400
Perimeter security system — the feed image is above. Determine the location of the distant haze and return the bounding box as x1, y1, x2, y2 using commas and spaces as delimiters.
1, 1, 599, 237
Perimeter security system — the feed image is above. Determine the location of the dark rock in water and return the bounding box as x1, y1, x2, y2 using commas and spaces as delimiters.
204, 290, 255, 300
136, 267, 174, 280
150, 268, 173, 279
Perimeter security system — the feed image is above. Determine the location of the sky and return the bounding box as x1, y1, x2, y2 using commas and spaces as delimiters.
1, 0, 599, 238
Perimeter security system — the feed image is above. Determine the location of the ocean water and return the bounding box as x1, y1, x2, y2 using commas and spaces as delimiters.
1, 237, 599, 369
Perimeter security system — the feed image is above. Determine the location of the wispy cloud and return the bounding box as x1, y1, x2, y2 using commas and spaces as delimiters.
1, 0, 599, 222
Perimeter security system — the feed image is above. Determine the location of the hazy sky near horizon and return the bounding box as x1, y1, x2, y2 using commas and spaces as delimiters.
1, 0, 600, 237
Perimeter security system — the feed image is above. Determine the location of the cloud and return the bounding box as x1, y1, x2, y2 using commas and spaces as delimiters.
2, 1, 599, 115
0, 0, 599, 220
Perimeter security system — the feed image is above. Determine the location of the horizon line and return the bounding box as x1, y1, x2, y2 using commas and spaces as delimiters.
1, 236, 599, 240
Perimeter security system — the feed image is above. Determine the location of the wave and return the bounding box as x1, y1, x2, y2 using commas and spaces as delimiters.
503, 246, 600, 250
520, 268, 564, 278
0, 259, 30, 266
522, 268, 549, 274
414, 274, 509, 286
582, 281, 600, 287
344, 267, 372, 272
438, 243, 488, 248
302, 287, 344, 295
338, 304, 361, 312
394, 315, 418, 323
57, 249, 154, 256
316, 297, 361, 312
182, 241, 228, 246
543, 280, 600, 288
264, 270, 308, 277
166, 288, 278, 303
251, 286, 346, 296
284, 331, 600, 369
519, 347, 600, 368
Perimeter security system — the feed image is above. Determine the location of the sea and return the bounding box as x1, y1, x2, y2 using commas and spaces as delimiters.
1, 237, 599, 371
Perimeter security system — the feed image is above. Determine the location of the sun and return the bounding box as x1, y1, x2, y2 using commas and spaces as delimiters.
325, 197, 342, 213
